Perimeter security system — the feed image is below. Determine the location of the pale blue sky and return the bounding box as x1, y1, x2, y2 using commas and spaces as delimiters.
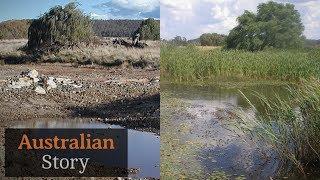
0, 0, 160, 22
161, 0, 320, 39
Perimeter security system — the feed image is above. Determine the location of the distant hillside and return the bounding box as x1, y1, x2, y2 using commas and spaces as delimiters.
0, 20, 31, 39
305, 39, 320, 48
0, 19, 160, 39
187, 38, 200, 45
93, 19, 142, 37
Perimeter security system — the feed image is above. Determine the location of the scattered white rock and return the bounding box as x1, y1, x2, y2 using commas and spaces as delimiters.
35, 86, 46, 94
33, 77, 40, 83
27, 69, 38, 79
105, 78, 147, 84
8, 70, 83, 92
151, 76, 160, 83
8, 77, 33, 89
71, 84, 83, 88
8, 84, 23, 89
56, 77, 73, 85
46, 77, 57, 90
56, 77, 82, 88
19, 77, 33, 85
55, 77, 64, 83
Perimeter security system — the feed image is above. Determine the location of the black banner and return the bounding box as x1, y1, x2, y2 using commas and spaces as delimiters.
5, 128, 128, 177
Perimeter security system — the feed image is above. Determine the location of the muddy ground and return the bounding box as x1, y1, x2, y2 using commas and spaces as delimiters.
0, 63, 159, 130
0, 63, 160, 179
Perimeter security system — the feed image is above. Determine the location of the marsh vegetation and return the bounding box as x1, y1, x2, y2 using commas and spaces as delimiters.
161, 45, 320, 82
237, 81, 320, 177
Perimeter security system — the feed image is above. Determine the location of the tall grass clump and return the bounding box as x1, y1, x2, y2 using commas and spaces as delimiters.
161, 45, 320, 82
236, 80, 320, 176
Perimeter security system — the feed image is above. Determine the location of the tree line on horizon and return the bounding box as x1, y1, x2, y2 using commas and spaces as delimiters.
0, 19, 32, 39
163, 34, 226, 46
0, 2, 160, 53
164, 1, 319, 50
1, 1, 319, 50
93, 19, 142, 37
165, 32, 319, 49
0, 18, 160, 40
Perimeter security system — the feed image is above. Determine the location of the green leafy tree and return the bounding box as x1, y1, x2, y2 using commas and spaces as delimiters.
200, 33, 225, 46
225, 1, 304, 51
0, 31, 4, 39
171, 36, 188, 46
136, 18, 160, 40
28, 2, 93, 52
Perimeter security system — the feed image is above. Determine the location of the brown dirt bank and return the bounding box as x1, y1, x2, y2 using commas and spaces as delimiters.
0, 63, 159, 131
0, 63, 159, 179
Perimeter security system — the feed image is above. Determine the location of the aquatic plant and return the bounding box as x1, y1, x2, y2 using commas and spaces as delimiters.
236, 80, 320, 176
160, 93, 205, 179
209, 171, 229, 180
161, 45, 320, 82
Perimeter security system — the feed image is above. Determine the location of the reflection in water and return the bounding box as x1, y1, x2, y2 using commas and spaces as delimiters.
164, 83, 291, 109
162, 83, 290, 179
12, 119, 160, 179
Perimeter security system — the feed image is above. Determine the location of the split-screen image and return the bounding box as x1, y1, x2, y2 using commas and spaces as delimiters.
0, 0, 319, 179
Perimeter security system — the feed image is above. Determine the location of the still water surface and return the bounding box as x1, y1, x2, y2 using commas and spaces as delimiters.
162, 83, 292, 179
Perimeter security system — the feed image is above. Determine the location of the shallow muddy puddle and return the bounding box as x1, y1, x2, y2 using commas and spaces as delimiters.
9, 118, 160, 179
161, 83, 291, 179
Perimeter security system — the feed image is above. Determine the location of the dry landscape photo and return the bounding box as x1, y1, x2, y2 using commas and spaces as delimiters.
0, 1, 160, 179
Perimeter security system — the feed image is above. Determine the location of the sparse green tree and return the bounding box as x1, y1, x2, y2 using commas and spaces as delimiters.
28, 2, 93, 52
136, 18, 160, 40
200, 33, 225, 46
225, 1, 304, 51
171, 36, 188, 46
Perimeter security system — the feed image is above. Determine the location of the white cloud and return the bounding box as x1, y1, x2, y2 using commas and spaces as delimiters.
110, 0, 159, 12
90, 13, 109, 19
161, 0, 195, 21
294, 0, 320, 39
91, 0, 159, 20
90, 12, 145, 20
161, 0, 195, 10
161, 0, 320, 39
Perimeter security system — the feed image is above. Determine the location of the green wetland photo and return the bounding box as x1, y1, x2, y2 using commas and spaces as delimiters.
161, 0, 320, 179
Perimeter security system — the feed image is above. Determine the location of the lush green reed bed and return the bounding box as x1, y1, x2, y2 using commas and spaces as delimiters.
237, 80, 320, 177
161, 45, 320, 82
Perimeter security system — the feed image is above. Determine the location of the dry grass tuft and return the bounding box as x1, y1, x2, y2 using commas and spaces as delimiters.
0, 38, 160, 68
